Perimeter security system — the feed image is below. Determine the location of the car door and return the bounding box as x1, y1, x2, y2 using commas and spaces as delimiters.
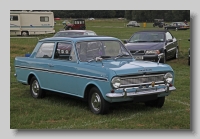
47, 42, 78, 95
165, 32, 176, 59
33, 42, 56, 89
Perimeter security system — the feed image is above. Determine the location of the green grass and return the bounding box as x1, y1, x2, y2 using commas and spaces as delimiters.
10, 19, 190, 129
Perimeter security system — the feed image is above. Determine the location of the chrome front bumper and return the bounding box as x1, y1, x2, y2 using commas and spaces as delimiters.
106, 85, 176, 98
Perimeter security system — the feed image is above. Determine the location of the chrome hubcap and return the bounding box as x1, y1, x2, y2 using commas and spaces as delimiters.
32, 80, 39, 96
91, 92, 101, 112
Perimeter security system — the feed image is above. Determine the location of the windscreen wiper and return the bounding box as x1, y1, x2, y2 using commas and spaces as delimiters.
114, 54, 130, 60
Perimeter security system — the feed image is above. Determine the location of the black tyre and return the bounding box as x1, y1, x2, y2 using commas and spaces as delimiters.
30, 76, 45, 98
21, 31, 28, 36
88, 87, 110, 114
68, 27, 72, 30
145, 97, 165, 108
173, 47, 179, 59
188, 57, 190, 66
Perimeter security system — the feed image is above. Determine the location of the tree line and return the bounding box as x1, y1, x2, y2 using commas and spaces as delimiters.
52, 10, 190, 22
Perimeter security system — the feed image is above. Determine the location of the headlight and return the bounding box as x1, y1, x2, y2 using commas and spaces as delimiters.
145, 50, 160, 54
164, 72, 173, 84
111, 77, 121, 88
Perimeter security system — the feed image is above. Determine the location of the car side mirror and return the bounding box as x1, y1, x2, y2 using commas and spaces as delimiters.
167, 39, 173, 43
124, 39, 128, 44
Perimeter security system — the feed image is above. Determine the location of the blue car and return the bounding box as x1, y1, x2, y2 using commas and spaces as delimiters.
14, 36, 176, 114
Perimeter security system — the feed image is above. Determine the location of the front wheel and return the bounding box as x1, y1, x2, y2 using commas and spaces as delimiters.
173, 47, 179, 59
88, 87, 110, 114
145, 97, 165, 108
160, 52, 166, 63
30, 76, 45, 98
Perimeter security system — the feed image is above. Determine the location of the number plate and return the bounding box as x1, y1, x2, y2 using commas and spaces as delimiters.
133, 56, 143, 60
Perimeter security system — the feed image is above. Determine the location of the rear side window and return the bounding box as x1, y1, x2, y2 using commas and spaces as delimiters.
40, 16, 49, 22
10, 15, 18, 21
36, 43, 54, 58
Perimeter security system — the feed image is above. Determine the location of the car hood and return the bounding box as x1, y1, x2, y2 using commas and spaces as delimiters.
125, 42, 164, 50
86, 60, 172, 76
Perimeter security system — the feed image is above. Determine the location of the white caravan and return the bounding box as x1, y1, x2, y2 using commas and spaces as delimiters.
10, 11, 55, 36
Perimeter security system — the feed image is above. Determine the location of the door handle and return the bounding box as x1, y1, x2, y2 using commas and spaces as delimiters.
48, 64, 54, 67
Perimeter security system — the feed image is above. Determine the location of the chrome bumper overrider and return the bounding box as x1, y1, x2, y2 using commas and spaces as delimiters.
106, 86, 176, 98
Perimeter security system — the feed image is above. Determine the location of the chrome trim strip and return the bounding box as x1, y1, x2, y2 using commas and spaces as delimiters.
106, 86, 176, 98
120, 74, 165, 79
167, 47, 176, 52
120, 81, 164, 88
15, 65, 108, 81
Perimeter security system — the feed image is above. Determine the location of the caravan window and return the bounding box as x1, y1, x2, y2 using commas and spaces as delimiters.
40, 16, 49, 22
10, 15, 18, 21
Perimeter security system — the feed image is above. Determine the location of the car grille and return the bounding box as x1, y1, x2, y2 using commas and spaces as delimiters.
130, 50, 145, 55
120, 74, 165, 87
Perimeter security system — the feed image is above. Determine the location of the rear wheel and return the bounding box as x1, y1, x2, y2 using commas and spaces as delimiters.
21, 31, 28, 36
88, 87, 110, 114
30, 76, 45, 98
145, 97, 165, 108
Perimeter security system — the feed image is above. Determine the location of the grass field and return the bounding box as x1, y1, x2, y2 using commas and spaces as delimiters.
10, 19, 190, 129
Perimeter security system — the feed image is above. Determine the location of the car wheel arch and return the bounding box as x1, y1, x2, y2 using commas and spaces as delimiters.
83, 83, 103, 101
27, 73, 40, 85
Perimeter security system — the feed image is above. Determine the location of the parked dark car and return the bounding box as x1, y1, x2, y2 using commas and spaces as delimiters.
188, 38, 190, 66
124, 30, 179, 63
64, 19, 86, 30
53, 30, 97, 37
164, 22, 190, 30
153, 19, 166, 28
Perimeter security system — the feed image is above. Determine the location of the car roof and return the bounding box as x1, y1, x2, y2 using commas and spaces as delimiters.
171, 22, 185, 23
134, 30, 168, 33
39, 36, 119, 42
56, 30, 95, 33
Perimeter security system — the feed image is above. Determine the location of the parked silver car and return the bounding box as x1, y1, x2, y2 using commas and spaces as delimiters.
126, 21, 140, 27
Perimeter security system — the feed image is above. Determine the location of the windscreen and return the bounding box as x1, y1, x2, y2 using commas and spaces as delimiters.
129, 32, 165, 42
76, 40, 131, 62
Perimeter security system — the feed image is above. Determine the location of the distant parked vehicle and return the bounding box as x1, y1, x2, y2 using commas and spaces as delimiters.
88, 18, 95, 20
53, 30, 97, 37
153, 19, 166, 28
62, 20, 70, 25
126, 21, 140, 27
164, 22, 190, 30
64, 19, 86, 30
10, 11, 55, 36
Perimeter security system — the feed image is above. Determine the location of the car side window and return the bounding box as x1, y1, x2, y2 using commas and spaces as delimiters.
166, 32, 173, 40
36, 43, 54, 58
54, 42, 73, 61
